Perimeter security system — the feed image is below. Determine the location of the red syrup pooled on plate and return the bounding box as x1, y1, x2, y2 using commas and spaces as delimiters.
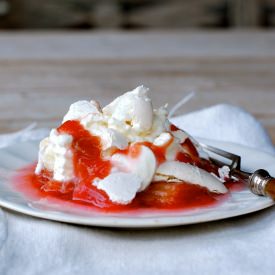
11, 120, 246, 214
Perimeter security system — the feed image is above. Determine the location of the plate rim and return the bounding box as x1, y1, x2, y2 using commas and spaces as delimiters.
0, 194, 274, 228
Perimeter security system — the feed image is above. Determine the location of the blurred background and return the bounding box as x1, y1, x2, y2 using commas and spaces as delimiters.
0, 0, 274, 29
0, 0, 274, 143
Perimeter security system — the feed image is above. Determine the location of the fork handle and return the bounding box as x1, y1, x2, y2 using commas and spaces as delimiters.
249, 169, 275, 200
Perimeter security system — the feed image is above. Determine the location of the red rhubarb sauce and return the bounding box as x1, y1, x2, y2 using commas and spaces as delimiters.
11, 121, 245, 213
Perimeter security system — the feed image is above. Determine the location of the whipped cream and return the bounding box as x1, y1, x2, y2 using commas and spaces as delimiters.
35, 129, 74, 182
111, 144, 157, 191
63, 100, 101, 123
35, 85, 228, 204
103, 86, 153, 134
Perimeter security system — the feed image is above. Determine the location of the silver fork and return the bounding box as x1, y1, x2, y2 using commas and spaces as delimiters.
200, 143, 275, 200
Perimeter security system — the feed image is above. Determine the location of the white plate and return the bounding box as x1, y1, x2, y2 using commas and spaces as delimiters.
0, 139, 274, 228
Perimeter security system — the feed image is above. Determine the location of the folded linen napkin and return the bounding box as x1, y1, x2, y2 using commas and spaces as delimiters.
0, 104, 274, 275
171, 104, 275, 155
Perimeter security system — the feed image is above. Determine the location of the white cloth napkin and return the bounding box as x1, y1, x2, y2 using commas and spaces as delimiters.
0, 104, 274, 275
171, 104, 275, 155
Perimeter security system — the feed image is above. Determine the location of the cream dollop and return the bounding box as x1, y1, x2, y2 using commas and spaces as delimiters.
63, 100, 101, 123
35, 129, 74, 182
111, 144, 157, 191
103, 85, 153, 133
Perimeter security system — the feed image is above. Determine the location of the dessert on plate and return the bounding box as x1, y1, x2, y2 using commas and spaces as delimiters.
29, 86, 238, 212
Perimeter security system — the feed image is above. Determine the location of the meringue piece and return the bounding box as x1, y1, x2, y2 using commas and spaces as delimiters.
154, 161, 228, 194
103, 85, 153, 133
171, 130, 188, 143
169, 125, 209, 159
35, 129, 74, 182
93, 172, 142, 204
153, 132, 173, 146
111, 145, 157, 191
165, 140, 183, 161
171, 127, 209, 160
218, 166, 231, 182
149, 106, 169, 139
63, 100, 101, 123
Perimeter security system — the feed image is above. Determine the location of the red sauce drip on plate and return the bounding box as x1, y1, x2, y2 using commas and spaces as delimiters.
12, 164, 234, 213
139, 138, 173, 165
170, 124, 180, 131
10, 120, 246, 213
38, 120, 113, 207
181, 138, 199, 158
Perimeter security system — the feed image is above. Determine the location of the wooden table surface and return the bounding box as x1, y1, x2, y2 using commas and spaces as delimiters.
0, 30, 274, 144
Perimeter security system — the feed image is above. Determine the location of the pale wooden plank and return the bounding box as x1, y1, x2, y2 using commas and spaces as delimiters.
0, 31, 274, 145
0, 57, 274, 142
0, 31, 273, 60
